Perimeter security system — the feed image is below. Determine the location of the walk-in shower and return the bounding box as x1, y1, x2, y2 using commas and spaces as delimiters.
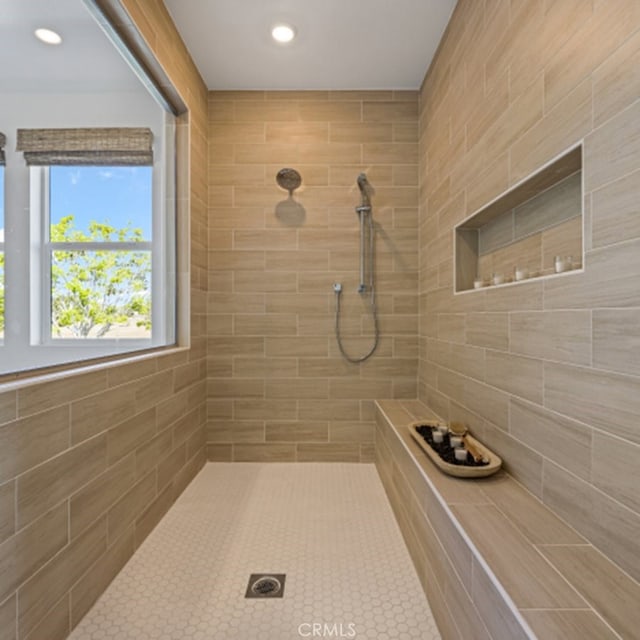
333, 173, 379, 363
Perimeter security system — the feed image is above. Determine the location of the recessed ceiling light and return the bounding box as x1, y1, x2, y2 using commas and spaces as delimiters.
35, 28, 62, 45
271, 23, 296, 44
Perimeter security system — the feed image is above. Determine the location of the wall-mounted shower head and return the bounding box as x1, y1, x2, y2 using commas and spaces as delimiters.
357, 173, 373, 208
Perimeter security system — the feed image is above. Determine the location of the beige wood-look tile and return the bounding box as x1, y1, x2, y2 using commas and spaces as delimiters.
329, 378, 392, 400
544, 361, 640, 445
207, 379, 264, 399
510, 397, 592, 480
295, 357, 351, 378
470, 558, 531, 640
586, 99, 640, 193
540, 215, 583, 272
70, 454, 136, 539
510, 310, 590, 366
360, 357, 418, 379
206, 400, 233, 421
0, 594, 16, 640
295, 443, 360, 462
594, 27, 640, 127
592, 431, 640, 515
465, 312, 508, 350
208, 164, 265, 187
362, 101, 418, 122
265, 122, 328, 144
436, 313, 465, 344
298, 400, 360, 421
460, 377, 509, 432
234, 399, 297, 421
206, 444, 232, 461
17, 434, 107, 529
233, 357, 297, 378
0, 406, 70, 485
466, 153, 510, 218
23, 594, 68, 640
484, 422, 543, 498
0, 391, 16, 426
329, 421, 374, 443
485, 279, 543, 311
543, 461, 640, 582
107, 471, 156, 544
522, 610, 618, 640
134, 484, 174, 549
208, 206, 265, 230
265, 250, 330, 272
107, 408, 157, 466
70, 526, 134, 628
233, 143, 299, 165
135, 428, 173, 480
511, 79, 592, 185
208, 336, 265, 357
207, 421, 264, 443
545, 0, 638, 113
362, 143, 418, 164
264, 337, 327, 357
134, 370, 175, 410
266, 378, 328, 399
545, 238, 640, 309
234, 313, 297, 336
106, 358, 157, 387
485, 349, 543, 404
393, 122, 418, 143
593, 308, 640, 377
208, 250, 266, 271
208, 292, 265, 314
426, 496, 474, 590
0, 503, 68, 605
17, 370, 107, 418
265, 421, 328, 443
297, 100, 361, 122
329, 90, 392, 101
208, 122, 264, 143
17, 517, 106, 638
329, 122, 392, 143
592, 169, 640, 250
71, 386, 136, 445
234, 270, 297, 293
207, 185, 233, 208
538, 544, 640, 640
207, 270, 233, 293
265, 90, 328, 101
234, 100, 298, 122
0, 481, 14, 545
157, 444, 187, 491
233, 443, 296, 462
485, 473, 585, 545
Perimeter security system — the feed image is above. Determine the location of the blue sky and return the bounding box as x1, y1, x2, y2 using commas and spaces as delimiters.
50, 166, 152, 239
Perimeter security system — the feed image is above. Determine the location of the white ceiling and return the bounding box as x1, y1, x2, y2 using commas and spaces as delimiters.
164, 0, 457, 90
0, 0, 143, 93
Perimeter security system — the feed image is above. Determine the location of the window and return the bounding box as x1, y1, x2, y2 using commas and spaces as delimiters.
0, 137, 4, 342
46, 165, 153, 341
0, 125, 175, 375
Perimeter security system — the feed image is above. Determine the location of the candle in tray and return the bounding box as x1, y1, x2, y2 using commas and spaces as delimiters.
432, 430, 444, 444
449, 435, 462, 448
454, 448, 468, 462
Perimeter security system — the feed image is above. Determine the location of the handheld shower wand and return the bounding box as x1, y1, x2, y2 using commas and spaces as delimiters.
333, 173, 379, 363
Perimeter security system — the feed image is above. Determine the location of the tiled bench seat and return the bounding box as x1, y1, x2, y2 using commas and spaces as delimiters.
375, 399, 638, 640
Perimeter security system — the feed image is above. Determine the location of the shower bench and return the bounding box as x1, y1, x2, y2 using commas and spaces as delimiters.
375, 399, 635, 640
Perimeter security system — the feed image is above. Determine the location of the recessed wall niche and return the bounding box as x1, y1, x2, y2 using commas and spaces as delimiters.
455, 145, 583, 293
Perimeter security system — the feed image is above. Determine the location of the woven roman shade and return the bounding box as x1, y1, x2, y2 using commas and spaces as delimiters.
16, 127, 153, 166
0, 132, 6, 166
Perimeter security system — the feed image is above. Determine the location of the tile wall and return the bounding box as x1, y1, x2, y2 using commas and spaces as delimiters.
418, 0, 640, 582
0, 2, 209, 638
206, 90, 420, 462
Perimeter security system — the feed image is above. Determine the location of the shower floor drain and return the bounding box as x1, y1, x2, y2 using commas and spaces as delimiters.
245, 573, 286, 598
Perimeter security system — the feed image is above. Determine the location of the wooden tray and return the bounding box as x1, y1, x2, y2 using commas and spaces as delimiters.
408, 420, 502, 478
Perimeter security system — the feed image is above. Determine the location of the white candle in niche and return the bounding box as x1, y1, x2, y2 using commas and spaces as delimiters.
455, 448, 468, 462
514, 266, 528, 281
554, 255, 566, 273
432, 430, 444, 444
492, 273, 504, 285
473, 278, 484, 289
449, 435, 462, 448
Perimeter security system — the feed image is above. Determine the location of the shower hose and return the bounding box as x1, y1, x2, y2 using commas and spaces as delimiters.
334, 211, 380, 363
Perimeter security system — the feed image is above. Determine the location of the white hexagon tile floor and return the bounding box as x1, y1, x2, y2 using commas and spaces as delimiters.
69, 463, 441, 640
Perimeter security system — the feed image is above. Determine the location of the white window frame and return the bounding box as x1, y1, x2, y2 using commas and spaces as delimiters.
0, 120, 176, 375
0, 165, 4, 344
